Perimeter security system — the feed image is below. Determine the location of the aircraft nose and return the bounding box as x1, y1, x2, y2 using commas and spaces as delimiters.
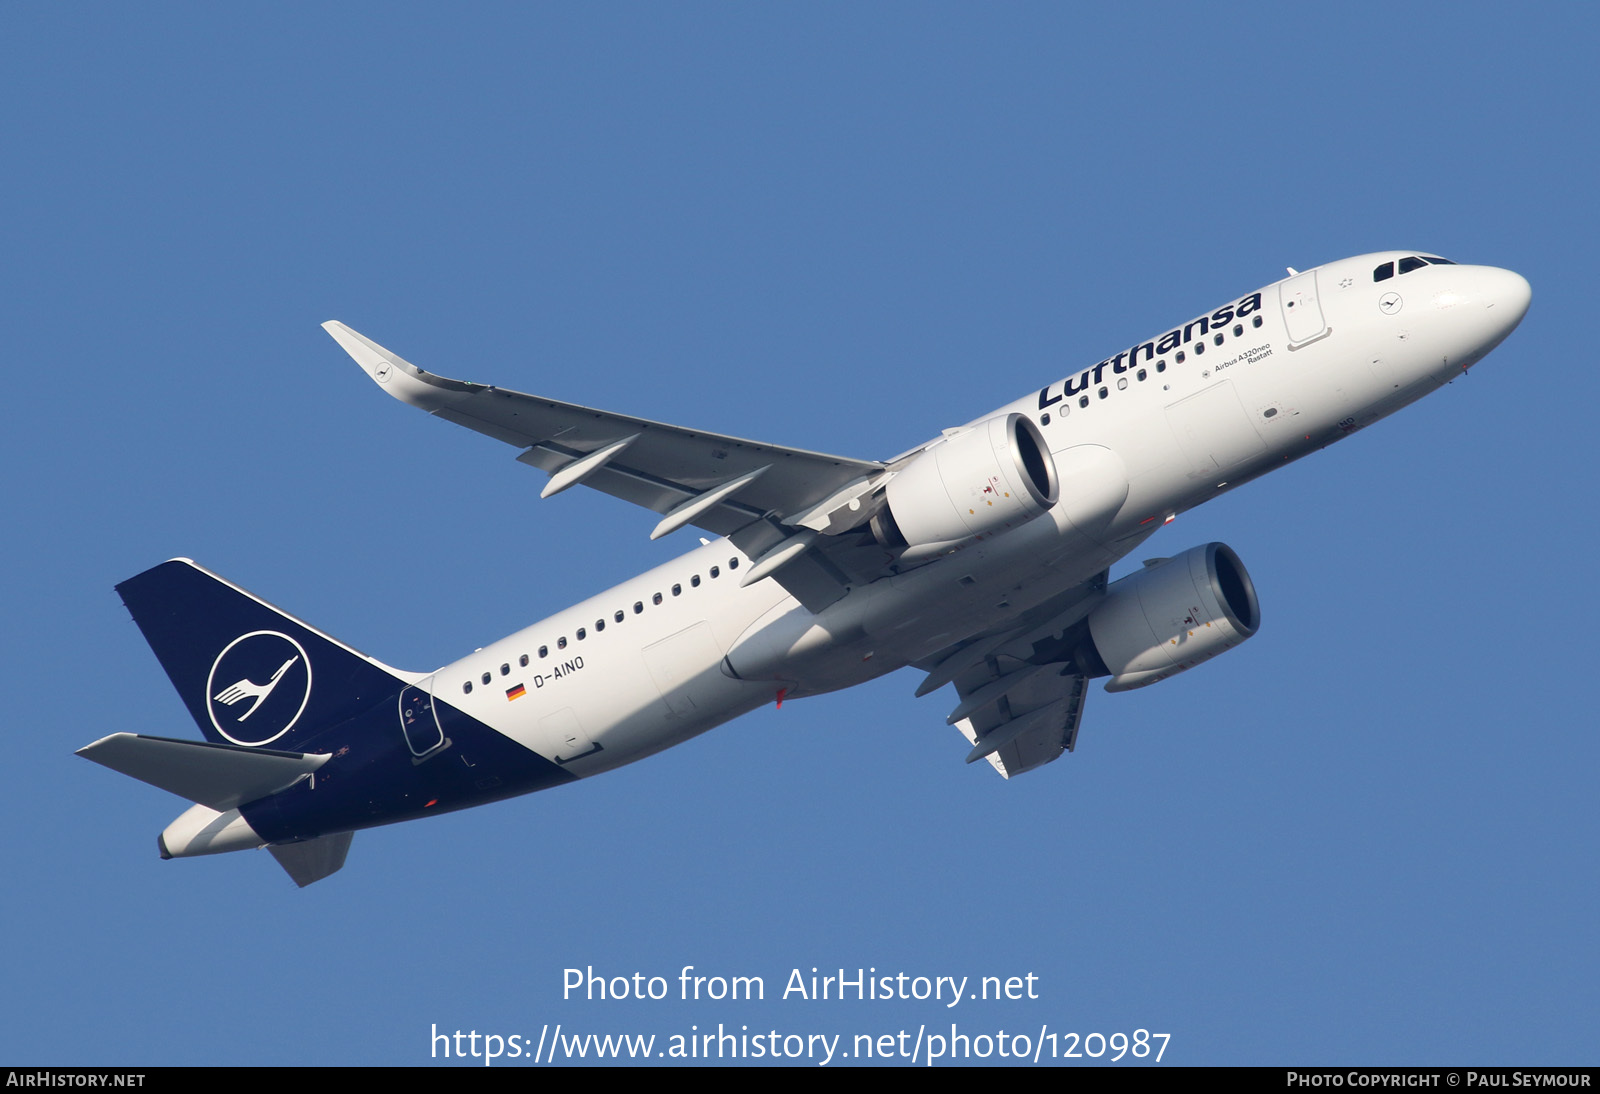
1482, 266, 1532, 334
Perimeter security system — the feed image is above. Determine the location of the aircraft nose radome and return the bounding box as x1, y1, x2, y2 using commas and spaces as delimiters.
1485, 267, 1532, 331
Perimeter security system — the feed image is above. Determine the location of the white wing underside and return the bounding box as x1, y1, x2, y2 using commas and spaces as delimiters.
916, 572, 1107, 778
952, 669, 1089, 778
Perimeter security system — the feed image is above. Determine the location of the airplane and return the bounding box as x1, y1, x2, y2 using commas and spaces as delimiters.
78, 251, 1531, 886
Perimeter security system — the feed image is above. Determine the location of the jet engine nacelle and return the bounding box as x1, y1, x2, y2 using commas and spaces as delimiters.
1081, 543, 1260, 692
873, 413, 1058, 560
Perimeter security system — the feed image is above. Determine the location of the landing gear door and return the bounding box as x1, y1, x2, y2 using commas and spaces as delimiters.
398, 678, 447, 759
1279, 269, 1329, 348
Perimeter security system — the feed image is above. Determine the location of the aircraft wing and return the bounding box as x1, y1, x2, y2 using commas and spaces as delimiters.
914, 571, 1107, 777
326, 323, 895, 610
950, 665, 1089, 778
324, 323, 884, 537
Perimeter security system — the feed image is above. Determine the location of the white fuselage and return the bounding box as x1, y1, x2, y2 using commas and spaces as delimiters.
430, 253, 1529, 778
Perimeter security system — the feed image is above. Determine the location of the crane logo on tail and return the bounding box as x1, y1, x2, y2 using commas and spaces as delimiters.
206, 631, 313, 746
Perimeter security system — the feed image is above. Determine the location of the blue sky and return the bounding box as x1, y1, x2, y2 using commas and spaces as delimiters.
4, 2, 1594, 1066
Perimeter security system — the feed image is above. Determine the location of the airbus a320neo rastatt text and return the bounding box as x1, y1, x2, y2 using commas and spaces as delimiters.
80, 252, 1530, 885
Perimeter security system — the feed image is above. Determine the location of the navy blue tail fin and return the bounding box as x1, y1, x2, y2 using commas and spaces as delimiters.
118, 559, 411, 752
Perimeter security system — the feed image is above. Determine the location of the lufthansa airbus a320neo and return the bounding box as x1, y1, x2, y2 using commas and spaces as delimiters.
80, 252, 1531, 886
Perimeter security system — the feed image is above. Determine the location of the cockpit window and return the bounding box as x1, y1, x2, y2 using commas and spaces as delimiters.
1376, 255, 1454, 282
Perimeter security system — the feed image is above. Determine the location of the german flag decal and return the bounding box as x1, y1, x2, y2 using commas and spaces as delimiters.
505, 683, 527, 701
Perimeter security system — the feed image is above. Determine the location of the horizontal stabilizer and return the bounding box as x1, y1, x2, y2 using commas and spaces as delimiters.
269, 832, 354, 888
77, 733, 329, 812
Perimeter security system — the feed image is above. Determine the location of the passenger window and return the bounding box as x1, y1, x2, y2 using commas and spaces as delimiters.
1040, 413, 1050, 425
538, 646, 548, 658
1233, 324, 1243, 337
1213, 332, 1224, 346
691, 574, 701, 587
614, 610, 624, 622
577, 628, 586, 640
1194, 342, 1205, 355
481, 672, 491, 685
634, 601, 643, 614
1078, 395, 1089, 408
500, 663, 509, 676
710, 566, 720, 579
1117, 377, 1128, 390
1374, 262, 1395, 281
672, 584, 681, 596
1252, 316, 1263, 328
463, 681, 472, 694
558, 637, 567, 650
1137, 368, 1147, 381
595, 619, 604, 632
1176, 351, 1185, 364
520, 654, 529, 667
1156, 360, 1166, 372
728, 557, 739, 569
1399, 256, 1428, 275
1097, 386, 1108, 399
653, 592, 663, 605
